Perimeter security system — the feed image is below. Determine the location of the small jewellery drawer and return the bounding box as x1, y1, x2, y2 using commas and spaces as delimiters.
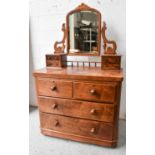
73, 82, 117, 103
37, 78, 72, 98
38, 97, 114, 123
40, 113, 113, 141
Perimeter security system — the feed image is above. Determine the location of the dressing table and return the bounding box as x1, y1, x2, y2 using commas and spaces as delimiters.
33, 3, 123, 147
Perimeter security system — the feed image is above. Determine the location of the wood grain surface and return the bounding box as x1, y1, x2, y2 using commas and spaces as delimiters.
33, 66, 123, 82
73, 81, 117, 103
37, 78, 73, 98
40, 112, 113, 141
38, 96, 115, 122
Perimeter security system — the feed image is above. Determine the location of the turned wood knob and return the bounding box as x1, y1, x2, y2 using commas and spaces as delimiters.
90, 109, 96, 115
90, 89, 96, 95
54, 120, 59, 127
51, 85, 56, 91
52, 103, 57, 109
90, 128, 95, 133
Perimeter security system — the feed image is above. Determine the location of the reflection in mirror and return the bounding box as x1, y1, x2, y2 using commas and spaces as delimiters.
68, 11, 99, 54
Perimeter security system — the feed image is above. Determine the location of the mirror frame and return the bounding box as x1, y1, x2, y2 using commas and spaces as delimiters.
66, 3, 101, 56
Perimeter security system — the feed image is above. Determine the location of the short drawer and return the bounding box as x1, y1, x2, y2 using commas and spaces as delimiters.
73, 82, 117, 103
40, 113, 113, 141
38, 97, 114, 123
37, 78, 72, 98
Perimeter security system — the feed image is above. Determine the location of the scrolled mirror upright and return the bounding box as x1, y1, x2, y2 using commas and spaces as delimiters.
66, 3, 101, 56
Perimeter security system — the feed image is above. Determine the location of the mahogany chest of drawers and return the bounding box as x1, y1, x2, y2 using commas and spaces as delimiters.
33, 67, 123, 147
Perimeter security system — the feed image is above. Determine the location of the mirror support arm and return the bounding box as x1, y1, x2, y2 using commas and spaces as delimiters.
54, 23, 66, 54
102, 22, 117, 54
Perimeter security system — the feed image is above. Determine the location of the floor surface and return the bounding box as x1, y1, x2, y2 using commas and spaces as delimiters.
29, 106, 126, 155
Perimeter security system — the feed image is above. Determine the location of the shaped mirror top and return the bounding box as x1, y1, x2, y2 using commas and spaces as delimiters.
66, 4, 101, 56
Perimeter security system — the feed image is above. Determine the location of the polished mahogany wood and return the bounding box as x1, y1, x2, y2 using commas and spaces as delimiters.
38, 96, 115, 122
73, 81, 117, 103
37, 78, 73, 98
41, 129, 117, 147
33, 67, 123, 82
40, 112, 113, 141
101, 55, 121, 70
46, 54, 67, 68
33, 66, 123, 147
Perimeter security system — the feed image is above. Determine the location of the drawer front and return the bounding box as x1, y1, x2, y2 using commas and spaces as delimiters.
38, 97, 114, 122
37, 78, 72, 98
40, 113, 113, 141
73, 82, 117, 103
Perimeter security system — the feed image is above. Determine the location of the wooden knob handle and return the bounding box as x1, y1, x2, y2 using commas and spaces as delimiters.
90, 109, 96, 115
90, 128, 95, 133
54, 120, 59, 127
51, 85, 56, 91
90, 89, 96, 95
52, 103, 57, 109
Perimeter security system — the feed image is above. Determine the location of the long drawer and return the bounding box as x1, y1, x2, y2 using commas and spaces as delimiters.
73, 82, 117, 103
40, 112, 113, 141
37, 78, 72, 98
38, 97, 114, 123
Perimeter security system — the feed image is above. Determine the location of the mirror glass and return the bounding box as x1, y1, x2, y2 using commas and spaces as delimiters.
68, 11, 99, 55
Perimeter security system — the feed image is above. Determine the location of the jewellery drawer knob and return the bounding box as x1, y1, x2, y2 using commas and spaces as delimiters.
51, 85, 56, 91
52, 103, 57, 109
90, 109, 96, 115
54, 120, 59, 127
90, 128, 95, 133
90, 89, 96, 95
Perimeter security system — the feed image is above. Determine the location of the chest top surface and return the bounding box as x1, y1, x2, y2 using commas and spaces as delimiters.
33, 67, 123, 82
